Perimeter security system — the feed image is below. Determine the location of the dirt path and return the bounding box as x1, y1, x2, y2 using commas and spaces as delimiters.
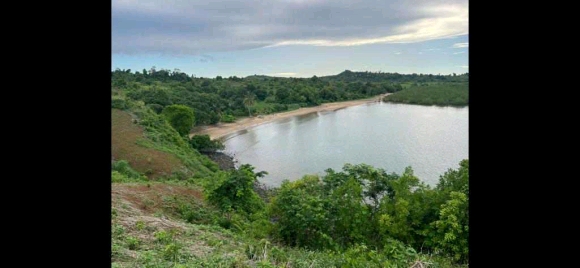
189, 93, 391, 140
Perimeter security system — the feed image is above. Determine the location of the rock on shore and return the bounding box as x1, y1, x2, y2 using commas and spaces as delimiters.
203, 151, 236, 171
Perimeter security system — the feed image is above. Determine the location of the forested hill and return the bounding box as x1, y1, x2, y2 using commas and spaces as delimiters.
319, 70, 469, 83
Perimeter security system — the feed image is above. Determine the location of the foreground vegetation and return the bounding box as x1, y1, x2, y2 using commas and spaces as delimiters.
383, 82, 468, 107
113, 156, 468, 267
111, 71, 469, 267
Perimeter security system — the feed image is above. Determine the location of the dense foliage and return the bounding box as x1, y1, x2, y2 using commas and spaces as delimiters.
189, 134, 225, 153
112, 68, 468, 126
161, 104, 195, 136
268, 161, 469, 264
383, 82, 469, 106
207, 164, 268, 215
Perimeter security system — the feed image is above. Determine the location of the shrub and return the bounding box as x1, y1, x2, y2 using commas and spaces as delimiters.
161, 104, 195, 136
112, 98, 127, 110
189, 135, 225, 153
221, 114, 236, 123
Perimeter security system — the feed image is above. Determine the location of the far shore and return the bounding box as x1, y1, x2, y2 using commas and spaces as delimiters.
189, 93, 391, 140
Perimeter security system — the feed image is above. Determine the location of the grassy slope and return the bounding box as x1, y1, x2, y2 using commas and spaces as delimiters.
112, 181, 323, 267
112, 101, 219, 181
112, 181, 462, 268
383, 82, 468, 107
112, 109, 184, 179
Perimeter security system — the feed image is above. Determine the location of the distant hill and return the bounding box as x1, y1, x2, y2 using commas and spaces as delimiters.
320, 70, 469, 83
383, 82, 469, 106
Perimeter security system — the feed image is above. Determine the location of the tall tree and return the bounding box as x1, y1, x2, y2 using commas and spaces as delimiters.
243, 93, 256, 117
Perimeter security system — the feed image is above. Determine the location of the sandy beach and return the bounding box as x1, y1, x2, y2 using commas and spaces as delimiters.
189, 93, 391, 140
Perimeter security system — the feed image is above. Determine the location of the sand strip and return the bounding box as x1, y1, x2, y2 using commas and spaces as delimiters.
189, 93, 391, 140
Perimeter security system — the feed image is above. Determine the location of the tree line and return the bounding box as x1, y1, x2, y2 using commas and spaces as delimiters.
112, 68, 468, 126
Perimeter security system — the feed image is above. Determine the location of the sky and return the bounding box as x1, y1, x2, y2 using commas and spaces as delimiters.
112, 0, 468, 78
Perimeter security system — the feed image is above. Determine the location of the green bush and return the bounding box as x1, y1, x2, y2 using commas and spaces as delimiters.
126, 236, 140, 250
287, 104, 301, 111
112, 98, 127, 110
221, 114, 236, 123
111, 160, 147, 182
207, 164, 267, 215
161, 104, 195, 136
189, 134, 225, 153
147, 103, 164, 114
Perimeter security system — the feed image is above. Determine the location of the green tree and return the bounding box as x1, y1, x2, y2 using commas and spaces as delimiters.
431, 191, 469, 263
208, 164, 267, 215
189, 134, 225, 153
161, 104, 195, 136
268, 175, 333, 250
329, 177, 368, 248
377, 167, 428, 246
243, 93, 256, 117
426, 159, 469, 263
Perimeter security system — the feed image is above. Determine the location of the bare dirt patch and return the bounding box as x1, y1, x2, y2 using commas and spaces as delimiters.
112, 184, 205, 214
112, 109, 184, 179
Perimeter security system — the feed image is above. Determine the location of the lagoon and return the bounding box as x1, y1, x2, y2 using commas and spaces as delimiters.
222, 102, 468, 187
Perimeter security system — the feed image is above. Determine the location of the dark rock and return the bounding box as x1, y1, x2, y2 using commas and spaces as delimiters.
203, 152, 236, 171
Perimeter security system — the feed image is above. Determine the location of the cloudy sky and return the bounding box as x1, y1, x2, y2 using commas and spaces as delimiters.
112, 0, 468, 78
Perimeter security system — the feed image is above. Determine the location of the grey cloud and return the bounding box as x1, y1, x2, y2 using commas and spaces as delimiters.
199, 54, 215, 62
113, 0, 468, 55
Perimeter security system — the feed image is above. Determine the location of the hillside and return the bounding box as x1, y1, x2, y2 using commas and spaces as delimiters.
112, 99, 219, 181
320, 70, 468, 83
112, 179, 465, 267
112, 109, 185, 179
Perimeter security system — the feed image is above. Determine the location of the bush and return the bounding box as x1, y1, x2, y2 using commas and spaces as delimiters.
189, 134, 225, 153
112, 160, 147, 182
112, 98, 127, 110
147, 103, 164, 114
161, 104, 195, 136
207, 164, 267, 214
221, 114, 236, 123
287, 104, 301, 111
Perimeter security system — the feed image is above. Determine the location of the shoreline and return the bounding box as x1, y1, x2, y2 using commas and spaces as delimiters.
190, 93, 391, 141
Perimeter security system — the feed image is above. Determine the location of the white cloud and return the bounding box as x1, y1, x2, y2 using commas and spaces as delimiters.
459, 65, 468, 68
113, 0, 469, 54
453, 51, 465, 54
394, 52, 402, 55
452, 42, 468, 48
268, 4, 468, 47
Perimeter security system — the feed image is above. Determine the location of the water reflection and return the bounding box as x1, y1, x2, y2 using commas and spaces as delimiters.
224, 103, 468, 187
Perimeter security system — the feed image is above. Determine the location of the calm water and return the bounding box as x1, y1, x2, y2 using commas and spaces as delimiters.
222, 102, 468, 187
